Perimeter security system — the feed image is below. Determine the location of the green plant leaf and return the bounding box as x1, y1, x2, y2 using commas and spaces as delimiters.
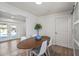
34, 24, 42, 30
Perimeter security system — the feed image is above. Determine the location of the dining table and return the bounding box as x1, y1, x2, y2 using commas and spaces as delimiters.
17, 36, 50, 49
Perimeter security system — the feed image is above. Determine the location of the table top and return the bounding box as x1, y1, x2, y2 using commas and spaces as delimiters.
17, 36, 50, 49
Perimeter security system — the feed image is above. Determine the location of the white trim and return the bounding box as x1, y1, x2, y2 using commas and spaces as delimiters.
74, 20, 79, 25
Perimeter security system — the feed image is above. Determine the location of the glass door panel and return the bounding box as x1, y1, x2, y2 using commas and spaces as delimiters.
0, 24, 8, 41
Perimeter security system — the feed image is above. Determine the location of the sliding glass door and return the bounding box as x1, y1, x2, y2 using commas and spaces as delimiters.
0, 23, 8, 41
0, 22, 17, 42
9, 24, 17, 39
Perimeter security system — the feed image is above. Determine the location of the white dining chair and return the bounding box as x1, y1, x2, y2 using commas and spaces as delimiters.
30, 40, 48, 56
48, 37, 53, 47
46, 37, 54, 56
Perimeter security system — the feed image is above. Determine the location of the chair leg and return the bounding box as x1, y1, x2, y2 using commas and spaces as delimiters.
26, 49, 32, 56
29, 51, 31, 56
47, 48, 50, 56
32, 51, 37, 56
45, 52, 48, 56
29, 51, 36, 56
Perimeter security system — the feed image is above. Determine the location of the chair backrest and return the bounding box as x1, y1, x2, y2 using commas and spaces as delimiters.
48, 37, 53, 47
38, 40, 48, 56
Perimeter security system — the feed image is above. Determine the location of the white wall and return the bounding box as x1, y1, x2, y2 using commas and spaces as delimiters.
0, 2, 38, 38
37, 11, 73, 48
26, 15, 38, 37
0, 3, 73, 48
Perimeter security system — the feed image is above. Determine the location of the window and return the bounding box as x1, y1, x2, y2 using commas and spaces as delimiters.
0, 24, 8, 38
0, 23, 17, 41
10, 25, 17, 39
10, 25, 17, 36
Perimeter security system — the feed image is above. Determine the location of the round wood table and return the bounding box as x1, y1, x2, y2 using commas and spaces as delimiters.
17, 36, 50, 49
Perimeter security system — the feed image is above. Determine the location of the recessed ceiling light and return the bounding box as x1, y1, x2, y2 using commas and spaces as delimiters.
35, 2, 42, 5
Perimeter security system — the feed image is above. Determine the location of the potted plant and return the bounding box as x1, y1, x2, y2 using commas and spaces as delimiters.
34, 24, 42, 40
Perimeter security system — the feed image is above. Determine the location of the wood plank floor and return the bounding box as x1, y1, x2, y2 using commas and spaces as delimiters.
48, 45, 73, 56
0, 39, 73, 56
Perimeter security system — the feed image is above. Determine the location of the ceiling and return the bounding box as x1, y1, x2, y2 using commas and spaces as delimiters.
7, 2, 74, 16
0, 11, 26, 21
